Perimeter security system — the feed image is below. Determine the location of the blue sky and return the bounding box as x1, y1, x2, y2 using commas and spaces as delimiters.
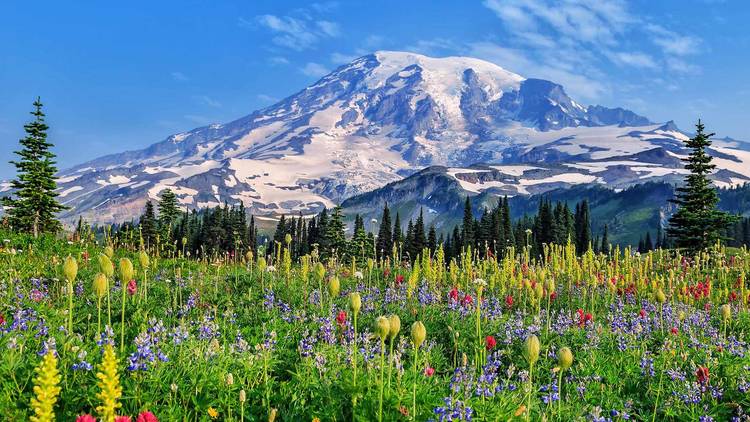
1, 0, 748, 178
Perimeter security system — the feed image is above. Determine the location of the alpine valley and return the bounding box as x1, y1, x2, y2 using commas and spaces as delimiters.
41, 51, 750, 235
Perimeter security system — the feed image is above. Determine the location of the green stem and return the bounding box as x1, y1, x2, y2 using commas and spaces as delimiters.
526, 363, 534, 422
67, 280, 73, 334
379, 338, 386, 422
120, 279, 126, 353
387, 338, 395, 390
412, 346, 419, 421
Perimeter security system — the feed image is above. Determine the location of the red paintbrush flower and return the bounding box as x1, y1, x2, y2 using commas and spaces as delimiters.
696, 366, 710, 385
485, 335, 496, 351
424, 366, 435, 377
505, 295, 513, 308
395, 274, 404, 285
115, 417, 132, 422
336, 310, 347, 326
76, 415, 96, 422
127, 279, 137, 296
462, 294, 473, 306
449, 286, 459, 301
137, 411, 159, 422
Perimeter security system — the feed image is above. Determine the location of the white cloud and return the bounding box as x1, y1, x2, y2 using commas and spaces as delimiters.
478, 0, 705, 102
608, 52, 658, 69
646, 24, 702, 56
257, 94, 278, 103
195, 95, 221, 108
331, 52, 358, 64
171, 71, 189, 82
248, 7, 341, 52
268, 56, 290, 65
300, 62, 329, 77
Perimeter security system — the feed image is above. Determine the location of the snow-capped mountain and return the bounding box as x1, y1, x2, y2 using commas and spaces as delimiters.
45, 51, 750, 224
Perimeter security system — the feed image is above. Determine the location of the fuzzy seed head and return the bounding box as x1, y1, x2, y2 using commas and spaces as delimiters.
63, 255, 78, 283
375, 316, 391, 341
93, 273, 108, 298
387, 314, 401, 340
411, 321, 426, 349
523, 335, 540, 365
349, 292, 361, 315
558, 346, 573, 370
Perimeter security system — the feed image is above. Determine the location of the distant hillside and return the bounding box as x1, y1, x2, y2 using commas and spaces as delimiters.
341, 166, 750, 247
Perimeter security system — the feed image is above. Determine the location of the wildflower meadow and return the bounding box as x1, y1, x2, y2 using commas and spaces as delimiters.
2, 233, 750, 421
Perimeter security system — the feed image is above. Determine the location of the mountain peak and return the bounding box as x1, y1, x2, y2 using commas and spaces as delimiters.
50, 51, 746, 225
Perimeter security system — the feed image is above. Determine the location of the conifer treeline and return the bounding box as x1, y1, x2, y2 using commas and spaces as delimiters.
102, 190, 259, 258
102, 185, 749, 261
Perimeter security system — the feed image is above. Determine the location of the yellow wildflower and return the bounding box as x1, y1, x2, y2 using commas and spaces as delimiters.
96, 345, 122, 422
207, 407, 219, 419
29, 351, 61, 422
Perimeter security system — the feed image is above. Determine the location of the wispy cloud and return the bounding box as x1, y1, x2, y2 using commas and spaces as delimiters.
245, 6, 341, 52
195, 95, 222, 108
171, 71, 189, 82
476, 0, 706, 102
256, 94, 278, 103
300, 62, 329, 77
268, 56, 290, 65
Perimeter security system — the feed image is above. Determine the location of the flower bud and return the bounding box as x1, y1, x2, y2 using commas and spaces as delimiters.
225, 372, 234, 386
546, 279, 556, 294
721, 304, 731, 321
257, 257, 267, 272
655, 289, 666, 304
523, 335, 540, 365
239, 389, 246, 403
104, 245, 114, 258
63, 255, 78, 283
411, 321, 426, 349
534, 283, 544, 300
285, 233, 292, 244
93, 273, 108, 298
375, 316, 390, 341
349, 292, 362, 315
558, 346, 573, 370
139, 250, 150, 269
99, 254, 114, 278
388, 314, 401, 340
315, 262, 326, 280
119, 258, 134, 283
328, 276, 340, 298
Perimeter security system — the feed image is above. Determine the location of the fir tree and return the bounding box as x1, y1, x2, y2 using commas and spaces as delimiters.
392, 213, 403, 249
667, 120, 737, 252
462, 197, 474, 247
375, 203, 393, 260
412, 208, 427, 257
140, 201, 158, 248
2, 98, 67, 236
427, 224, 437, 252
601, 224, 609, 254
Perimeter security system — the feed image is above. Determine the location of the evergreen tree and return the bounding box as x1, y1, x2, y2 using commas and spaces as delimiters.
325, 207, 346, 257
412, 208, 427, 257
392, 213, 403, 249
601, 224, 609, 254
2, 98, 67, 236
375, 203, 393, 260
574, 200, 592, 252
668, 120, 737, 251
462, 197, 474, 247
427, 224, 437, 252
644, 231, 653, 251
140, 201, 158, 248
